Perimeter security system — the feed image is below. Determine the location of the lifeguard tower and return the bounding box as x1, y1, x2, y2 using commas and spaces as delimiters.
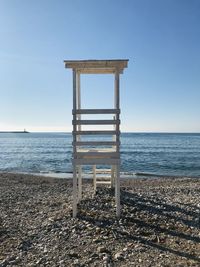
64, 59, 128, 218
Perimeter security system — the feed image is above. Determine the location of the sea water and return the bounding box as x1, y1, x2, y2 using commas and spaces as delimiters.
0, 132, 200, 177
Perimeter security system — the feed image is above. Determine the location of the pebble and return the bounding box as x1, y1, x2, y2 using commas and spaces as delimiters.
114, 252, 124, 260
97, 246, 108, 253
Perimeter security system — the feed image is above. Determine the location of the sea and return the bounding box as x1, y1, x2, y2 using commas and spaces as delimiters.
0, 132, 200, 178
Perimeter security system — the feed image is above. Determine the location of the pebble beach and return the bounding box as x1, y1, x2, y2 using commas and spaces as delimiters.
0, 173, 200, 266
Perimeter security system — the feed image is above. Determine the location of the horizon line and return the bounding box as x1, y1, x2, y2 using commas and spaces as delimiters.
2, 131, 199, 134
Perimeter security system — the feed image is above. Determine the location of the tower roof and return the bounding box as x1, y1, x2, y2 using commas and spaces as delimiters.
64, 59, 128, 74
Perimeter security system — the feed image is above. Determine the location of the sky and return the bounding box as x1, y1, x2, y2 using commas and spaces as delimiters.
0, 0, 200, 132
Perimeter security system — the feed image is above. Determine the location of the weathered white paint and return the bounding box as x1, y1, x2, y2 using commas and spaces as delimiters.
65, 59, 128, 218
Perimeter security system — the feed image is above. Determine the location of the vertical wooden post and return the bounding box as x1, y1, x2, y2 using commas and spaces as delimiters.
111, 112, 116, 189
115, 164, 120, 217
77, 72, 81, 116
72, 69, 77, 218
78, 165, 82, 201
77, 72, 82, 202
114, 70, 120, 217
115, 71, 120, 153
93, 165, 96, 194
111, 165, 114, 188
73, 164, 77, 218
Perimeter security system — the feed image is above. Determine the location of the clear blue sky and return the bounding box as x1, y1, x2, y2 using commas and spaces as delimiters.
0, 0, 200, 132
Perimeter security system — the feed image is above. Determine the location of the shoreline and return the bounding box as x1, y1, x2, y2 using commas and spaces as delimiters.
1, 171, 200, 180
1, 172, 200, 266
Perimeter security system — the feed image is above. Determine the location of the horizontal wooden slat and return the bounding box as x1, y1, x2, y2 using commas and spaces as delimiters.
73, 141, 119, 146
64, 59, 128, 69
72, 109, 120, 115
95, 169, 112, 173
77, 148, 115, 152
76, 68, 119, 74
73, 119, 120, 125
74, 152, 120, 158
73, 130, 119, 135
96, 177, 112, 181
96, 181, 111, 185
72, 158, 120, 165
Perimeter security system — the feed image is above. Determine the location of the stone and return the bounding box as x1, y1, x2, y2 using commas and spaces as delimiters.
97, 246, 108, 253
114, 252, 124, 260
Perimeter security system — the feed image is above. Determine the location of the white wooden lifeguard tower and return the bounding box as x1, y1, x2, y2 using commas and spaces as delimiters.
64, 59, 128, 218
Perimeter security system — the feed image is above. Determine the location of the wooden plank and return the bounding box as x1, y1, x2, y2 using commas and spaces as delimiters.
73, 130, 119, 135
72, 109, 120, 115
74, 152, 120, 158
96, 177, 111, 181
77, 148, 116, 152
72, 158, 120, 165
93, 165, 96, 193
73, 70, 76, 110
76, 72, 81, 138
72, 164, 77, 218
78, 165, 82, 202
95, 169, 111, 173
73, 141, 119, 146
73, 70, 77, 154
115, 165, 120, 217
64, 59, 129, 69
115, 71, 120, 153
115, 71, 120, 109
96, 181, 111, 185
77, 68, 118, 74
73, 119, 120, 125
111, 165, 115, 188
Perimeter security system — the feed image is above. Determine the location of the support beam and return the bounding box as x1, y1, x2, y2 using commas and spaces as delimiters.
78, 165, 82, 201
72, 70, 77, 218
73, 165, 77, 218
73, 119, 120, 125
72, 69, 77, 154
114, 71, 120, 217
111, 165, 115, 188
73, 130, 119, 135
115, 164, 120, 217
93, 165, 96, 194
76, 72, 81, 143
74, 151, 119, 158
72, 141, 119, 146
73, 109, 120, 114
114, 71, 120, 109
115, 71, 120, 154
73, 158, 120, 165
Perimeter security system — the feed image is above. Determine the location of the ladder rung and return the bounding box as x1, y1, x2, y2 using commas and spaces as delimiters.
72, 109, 120, 115
73, 130, 120, 135
96, 181, 111, 185
72, 158, 120, 165
73, 141, 119, 146
95, 169, 112, 173
73, 119, 120, 125
96, 177, 111, 181
74, 152, 119, 158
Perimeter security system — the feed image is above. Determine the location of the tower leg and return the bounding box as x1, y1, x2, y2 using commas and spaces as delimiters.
73, 164, 77, 218
111, 165, 115, 188
78, 165, 82, 202
115, 164, 120, 217
93, 165, 96, 194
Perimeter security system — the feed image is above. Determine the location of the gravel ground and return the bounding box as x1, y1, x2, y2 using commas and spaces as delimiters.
0, 173, 200, 267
